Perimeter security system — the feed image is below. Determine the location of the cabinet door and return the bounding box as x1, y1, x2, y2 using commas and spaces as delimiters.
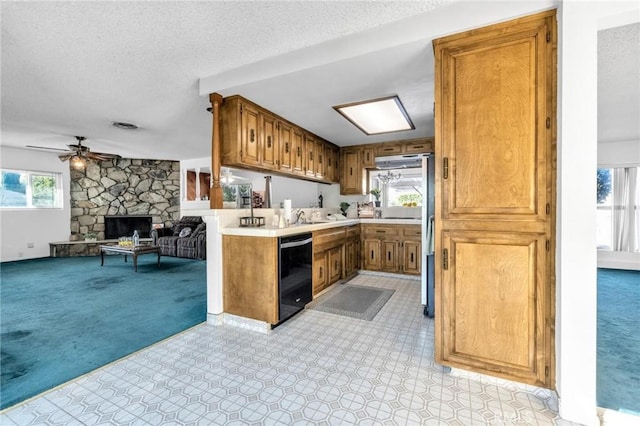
261, 112, 279, 170
313, 251, 328, 296
305, 134, 316, 178
381, 240, 398, 272
341, 149, 363, 195
363, 239, 381, 270
362, 147, 375, 168
315, 140, 325, 180
240, 102, 260, 166
403, 240, 421, 275
328, 247, 342, 284
279, 121, 293, 172
433, 10, 556, 388
291, 128, 305, 176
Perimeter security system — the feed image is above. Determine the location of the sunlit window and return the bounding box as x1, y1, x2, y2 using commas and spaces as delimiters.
370, 168, 422, 207
597, 167, 640, 252
0, 169, 63, 209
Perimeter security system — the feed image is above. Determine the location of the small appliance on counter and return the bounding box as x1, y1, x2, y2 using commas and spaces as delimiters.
357, 202, 375, 218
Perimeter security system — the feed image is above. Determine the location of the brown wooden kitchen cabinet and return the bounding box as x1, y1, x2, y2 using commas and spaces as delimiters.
313, 251, 328, 295
361, 147, 375, 168
279, 120, 294, 173
312, 227, 346, 296
261, 111, 279, 171
223, 235, 278, 324
433, 10, 556, 388
344, 225, 361, 278
219, 95, 339, 184
340, 147, 365, 195
361, 224, 421, 276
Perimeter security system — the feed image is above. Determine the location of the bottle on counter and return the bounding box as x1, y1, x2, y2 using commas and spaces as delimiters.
318, 192, 323, 208
133, 230, 140, 246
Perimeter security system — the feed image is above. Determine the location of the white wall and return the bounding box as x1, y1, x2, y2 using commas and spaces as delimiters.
0, 146, 71, 262
558, 1, 640, 424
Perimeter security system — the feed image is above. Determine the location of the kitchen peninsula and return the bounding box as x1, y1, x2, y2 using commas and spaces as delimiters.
221, 217, 421, 326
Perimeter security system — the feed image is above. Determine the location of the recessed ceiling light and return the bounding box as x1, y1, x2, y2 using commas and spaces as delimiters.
333, 95, 415, 135
112, 121, 138, 130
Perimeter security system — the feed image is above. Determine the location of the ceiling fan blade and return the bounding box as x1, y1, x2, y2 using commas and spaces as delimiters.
88, 152, 121, 161
58, 153, 74, 162
26, 145, 69, 152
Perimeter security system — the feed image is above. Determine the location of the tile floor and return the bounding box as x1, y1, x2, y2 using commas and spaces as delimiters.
1, 274, 576, 425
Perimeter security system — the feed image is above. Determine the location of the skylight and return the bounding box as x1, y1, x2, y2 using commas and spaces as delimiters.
333, 95, 415, 135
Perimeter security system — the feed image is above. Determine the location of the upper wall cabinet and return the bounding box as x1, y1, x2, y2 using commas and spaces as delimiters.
219, 95, 339, 184
338, 137, 434, 195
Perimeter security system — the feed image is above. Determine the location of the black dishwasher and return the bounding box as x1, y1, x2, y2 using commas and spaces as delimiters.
278, 233, 313, 324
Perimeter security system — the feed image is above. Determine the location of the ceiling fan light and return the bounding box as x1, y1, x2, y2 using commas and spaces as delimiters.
70, 155, 86, 170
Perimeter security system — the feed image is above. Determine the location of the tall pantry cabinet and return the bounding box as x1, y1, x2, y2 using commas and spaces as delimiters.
433, 10, 557, 388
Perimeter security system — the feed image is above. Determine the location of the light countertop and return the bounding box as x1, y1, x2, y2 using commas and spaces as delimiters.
221, 218, 421, 237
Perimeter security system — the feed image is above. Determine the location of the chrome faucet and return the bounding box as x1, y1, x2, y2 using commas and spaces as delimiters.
294, 209, 305, 224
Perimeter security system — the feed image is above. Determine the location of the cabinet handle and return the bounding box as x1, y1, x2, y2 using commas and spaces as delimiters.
250, 129, 255, 143
319, 154, 322, 164
285, 142, 289, 153
371, 250, 374, 259
410, 253, 414, 263
310, 152, 313, 161
350, 167, 353, 176
298, 147, 301, 157
319, 266, 323, 278
388, 251, 391, 261
267, 136, 272, 148
335, 260, 338, 270
412, 145, 424, 149
383, 147, 393, 151
376, 230, 385, 233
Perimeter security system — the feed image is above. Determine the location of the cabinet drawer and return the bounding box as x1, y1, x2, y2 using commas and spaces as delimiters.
362, 225, 400, 237
313, 228, 346, 251
375, 144, 403, 156
402, 225, 422, 239
403, 139, 433, 154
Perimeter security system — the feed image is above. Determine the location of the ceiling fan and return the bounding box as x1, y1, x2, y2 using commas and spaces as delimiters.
27, 136, 121, 169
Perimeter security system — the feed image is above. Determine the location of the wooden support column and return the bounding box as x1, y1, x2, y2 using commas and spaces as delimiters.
209, 93, 223, 209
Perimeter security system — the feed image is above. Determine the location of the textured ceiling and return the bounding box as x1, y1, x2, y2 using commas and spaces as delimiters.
0, 0, 447, 160
598, 22, 640, 144
1, 1, 636, 162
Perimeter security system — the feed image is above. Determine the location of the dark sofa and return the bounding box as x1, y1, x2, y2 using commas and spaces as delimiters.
151, 216, 206, 260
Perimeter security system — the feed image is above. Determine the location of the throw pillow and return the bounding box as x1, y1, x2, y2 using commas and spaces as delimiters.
179, 227, 192, 238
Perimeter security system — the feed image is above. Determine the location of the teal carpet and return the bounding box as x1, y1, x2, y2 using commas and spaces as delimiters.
0, 255, 206, 410
597, 268, 640, 415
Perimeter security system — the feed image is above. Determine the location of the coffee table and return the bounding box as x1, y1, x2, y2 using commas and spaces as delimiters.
100, 244, 161, 272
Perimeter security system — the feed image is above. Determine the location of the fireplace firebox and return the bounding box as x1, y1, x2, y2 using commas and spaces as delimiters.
105, 215, 153, 239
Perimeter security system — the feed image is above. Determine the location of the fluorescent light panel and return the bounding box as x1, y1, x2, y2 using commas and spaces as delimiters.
334, 96, 414, 135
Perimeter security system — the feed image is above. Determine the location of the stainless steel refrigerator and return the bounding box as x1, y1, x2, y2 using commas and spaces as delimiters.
421, 154, 435, 317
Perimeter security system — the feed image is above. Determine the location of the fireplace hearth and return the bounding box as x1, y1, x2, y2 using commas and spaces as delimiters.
105, 215, 153, 239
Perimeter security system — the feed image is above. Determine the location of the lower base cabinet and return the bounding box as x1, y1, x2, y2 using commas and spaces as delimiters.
312, 225, 360, 297
361, 224, 421, 276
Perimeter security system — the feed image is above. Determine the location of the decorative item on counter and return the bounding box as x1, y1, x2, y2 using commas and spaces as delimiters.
84, 232, 98, 242
239, 216, 265, 227
279, 214, 286, 228
132, 230, 140, 246
284, 199, 292, 223
357, 202, 375, 218
369, 188, 382, 207
318, 192, 323, 208
339, 202, 350, 216
264, 176, 272, 208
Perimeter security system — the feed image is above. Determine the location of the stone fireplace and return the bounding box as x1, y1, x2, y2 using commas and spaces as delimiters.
70, 158, 180, 240
104, 215, 153, 239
